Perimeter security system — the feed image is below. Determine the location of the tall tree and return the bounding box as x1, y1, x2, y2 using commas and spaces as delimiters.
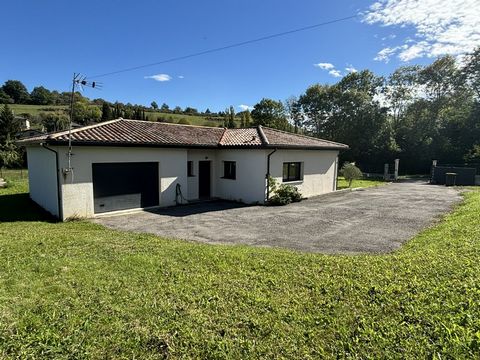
251, 98, 288, 129
299, 84, 333, 136
2, 80, 30, 104
461, 47, 480, 98
384, 65, 421, 125
240, 110, 252, 127
0, 89, 13, 104
284, 96, 303, 133
0, 104, 20, 142
30, 86, 54, 105
224, 106, 236, 128
161, 103, 170, 112
151, 101, 158, 110
419, 56, 459, 103
101, 102, 112, 121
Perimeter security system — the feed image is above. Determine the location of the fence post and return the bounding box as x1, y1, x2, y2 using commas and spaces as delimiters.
431, 160, 437, 184
394, 159, 399, 181
384, 163, 389, 181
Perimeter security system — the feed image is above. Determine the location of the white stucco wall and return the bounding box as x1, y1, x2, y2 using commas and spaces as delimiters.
26, 146, 59, 217
26, 144, 340, 220
215, 149, 267, 204
186, 150, 217, 200
55, 146, 187, 220
269, 149, 339, 198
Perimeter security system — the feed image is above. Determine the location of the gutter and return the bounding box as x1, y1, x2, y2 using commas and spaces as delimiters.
41, 143, 63, 220
37, 140, 348, 151
265, 148, 277, 202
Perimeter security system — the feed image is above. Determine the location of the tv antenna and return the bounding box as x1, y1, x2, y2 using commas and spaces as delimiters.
66, 73, 102, 176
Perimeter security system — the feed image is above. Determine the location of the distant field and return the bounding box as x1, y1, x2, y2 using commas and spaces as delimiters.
10, 104, 67, 116
9, 104, 238, 127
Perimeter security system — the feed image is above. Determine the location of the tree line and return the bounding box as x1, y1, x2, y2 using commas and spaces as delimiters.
1, 48, 480, 173
248, 49, 480, 174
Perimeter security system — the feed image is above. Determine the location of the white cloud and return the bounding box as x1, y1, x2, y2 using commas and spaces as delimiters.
329, 69, 342, 77
364, 0, 480, 62
178, 75, 185, 79
345, 65, 358, 73
381, 34, 397, 41
144, 74, 172, 82
313, 62, 335, 70
374, 45, 407, 62
238, 104, 253, 111
314, 62, 344, 77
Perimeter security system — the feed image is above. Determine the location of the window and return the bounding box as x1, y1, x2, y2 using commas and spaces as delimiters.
283, 162, 302, 182
223, 161, 236, 180
187, 161, 194, 177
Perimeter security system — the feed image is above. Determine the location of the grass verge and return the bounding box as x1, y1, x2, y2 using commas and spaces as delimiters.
0, 181, 479, 358
337, 176, 386, 190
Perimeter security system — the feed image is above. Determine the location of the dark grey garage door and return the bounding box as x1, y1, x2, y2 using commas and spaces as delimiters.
92, 162, 159, 213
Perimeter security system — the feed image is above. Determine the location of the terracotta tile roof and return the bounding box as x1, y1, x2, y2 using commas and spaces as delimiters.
219, 128, 264, 146
18, 118, 348, 150
261, 127, 347, 149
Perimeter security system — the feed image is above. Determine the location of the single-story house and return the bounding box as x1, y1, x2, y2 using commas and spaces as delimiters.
19, 118, 348, 220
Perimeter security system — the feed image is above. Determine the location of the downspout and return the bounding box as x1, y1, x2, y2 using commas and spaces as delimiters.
333, 155, 339, 191
41, 143, 63, 220
266, 148, 277, 202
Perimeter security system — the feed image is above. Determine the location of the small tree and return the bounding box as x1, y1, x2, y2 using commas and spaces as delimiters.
151, 101, 158, 110
341, 162, 363, 187
0, 139, 21, 177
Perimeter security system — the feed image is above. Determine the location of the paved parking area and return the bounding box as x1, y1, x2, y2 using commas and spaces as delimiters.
93, 181, 462, 254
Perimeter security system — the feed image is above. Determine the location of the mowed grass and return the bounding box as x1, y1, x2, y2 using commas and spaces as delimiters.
337, 176, 385, 189
10, 104, 235, 127
0, 180, 480, 358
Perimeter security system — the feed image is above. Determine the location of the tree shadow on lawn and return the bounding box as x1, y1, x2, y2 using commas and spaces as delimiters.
0, 193, 56, 222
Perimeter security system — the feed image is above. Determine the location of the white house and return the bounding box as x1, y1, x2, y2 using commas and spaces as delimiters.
20, 119, 348, 220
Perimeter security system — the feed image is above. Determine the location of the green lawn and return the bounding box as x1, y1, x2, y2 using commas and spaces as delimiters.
0, 168, 28, 182
0, 180, 479, 358
337, 176, 385, 189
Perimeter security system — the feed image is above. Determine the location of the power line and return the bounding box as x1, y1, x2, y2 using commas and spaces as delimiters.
89, 14, 359, 79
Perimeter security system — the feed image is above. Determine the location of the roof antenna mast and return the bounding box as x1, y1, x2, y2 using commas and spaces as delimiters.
67, 73, 102, 176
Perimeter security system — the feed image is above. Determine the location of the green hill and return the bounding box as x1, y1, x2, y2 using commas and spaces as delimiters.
9, 104, 240, 127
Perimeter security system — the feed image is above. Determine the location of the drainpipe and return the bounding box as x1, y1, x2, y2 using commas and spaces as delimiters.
41, 143, 63, 220
266, 148, 277, 202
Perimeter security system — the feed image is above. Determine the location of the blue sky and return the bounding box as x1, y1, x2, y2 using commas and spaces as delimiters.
2, 0, 478, 112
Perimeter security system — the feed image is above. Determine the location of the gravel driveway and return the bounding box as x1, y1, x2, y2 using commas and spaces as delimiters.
93, 181, 462, 254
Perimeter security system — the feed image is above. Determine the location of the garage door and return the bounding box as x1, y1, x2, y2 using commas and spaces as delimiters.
92, 162, 159, 214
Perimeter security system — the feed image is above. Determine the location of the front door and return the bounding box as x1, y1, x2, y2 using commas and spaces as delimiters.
198, 161, 211, 198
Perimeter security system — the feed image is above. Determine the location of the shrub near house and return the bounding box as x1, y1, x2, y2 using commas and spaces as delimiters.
268, 176, 302, 205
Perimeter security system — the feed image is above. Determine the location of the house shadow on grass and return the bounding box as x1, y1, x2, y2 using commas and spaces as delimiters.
0, 193, 56, 222
145, 200, 251, 217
